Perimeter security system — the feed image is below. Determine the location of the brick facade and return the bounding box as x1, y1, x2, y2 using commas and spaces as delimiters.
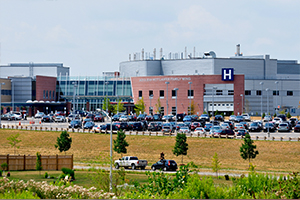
36, 75, 57, 101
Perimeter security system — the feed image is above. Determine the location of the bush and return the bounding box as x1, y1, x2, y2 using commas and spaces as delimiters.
61, 167, 75, 180
0, 170, 2, 177
44, 172, 48, 179
1, 162, 7, 171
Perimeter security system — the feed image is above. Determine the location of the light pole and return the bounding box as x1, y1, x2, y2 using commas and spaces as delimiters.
165, 82, 169, 117
266, 88, 270, 136
260, 82, 264, 122
275, 81, 279, 115
105, 82, 109, 113
72, 82, 77, 113
188, 82, 192, 115
0, 83, 5, 128
212, 86, 217, 132
240, 94, 243, 114
116, 94, 119, 114
11, 79, 14, 112
149, 94, 153, 115
174, 88, 179, 132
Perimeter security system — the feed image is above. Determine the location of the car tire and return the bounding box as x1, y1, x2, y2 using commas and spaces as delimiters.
152, 166, 156, 171
131, 164, 136, 170
115, 163, 119, 169
163, 167, 167, 171
141, 166, 145, 170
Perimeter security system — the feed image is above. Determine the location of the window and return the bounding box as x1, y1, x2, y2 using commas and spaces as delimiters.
43, 90, 45, 99
222, 104, 225, 106
245, 90, 251, 95
273, 91, 279, 96
160, 107, 164, 116
160, 90, 164, 98
256, 90, 261, 96
172, 90, 177, 97
46, 91, 48, 99
218, 104, 221, 106
138, 90, 142, 98
216, 90, 223, 95
49, 91, 51, 99
287, 91, 293, 96
188, 90, 194, 97
228, 90, 234, 95
149, 90, 153, 97
53, 91, 55, 99
172, 107, 176, 115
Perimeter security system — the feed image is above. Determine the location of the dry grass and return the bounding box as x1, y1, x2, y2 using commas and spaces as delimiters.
0, 129, 300, 173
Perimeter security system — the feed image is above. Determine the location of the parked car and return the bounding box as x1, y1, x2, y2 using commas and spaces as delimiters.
194, 127, 206, 135
132, 122, 145, 131
175, 123, 186, 131
83, 118, 93, 125
54, 115, 66, 122
263, 122, 277, 132
242, 113, 251, 121
104, 123, 119, 131
220, 123, 230, 130
278, 123, 290, 132
234, 123, 244, 132
94, 115, 104, 122
119, 122, 130, 131
178, 126, 190, 134
118, 115, 128, 122
176, 113, 186, 121
294, 124, 300, 132
153, 114, 162, 121
235, 115, 244, 123
41, 115, 53, 122
115, 156, 148, 170
162, 115, 175, 121
249, 122, 262, 132
229, 115, 236, 121
209, 125, 221, 135
69, 120, 82, 128
200, 114, 210, 122
236, 129, 249, 136
273, 117, 283, 127
12, 112, 22, 120
112, 114, 121, 121
84, 121, 95, 129
67, 114, 81, 122
204, 123, 213, 131
162, 125, 172, 133
1, 113, 14, 120
214, 115, 224, 122
213, 129, 235, 137
183, 115, 192, 122
263, 115, 272, 122
35, 112, 45, 118
92, 124, 101, 133
151, 159, 177, 171
190, 122, 201, 131
223, 121, 234, 129
277, 114, 287, 122
239, 121, 249, 130
289, 118, 299, 127
137, 114, 147, 121
145, 115, 154, 121
148, 122, 161, 131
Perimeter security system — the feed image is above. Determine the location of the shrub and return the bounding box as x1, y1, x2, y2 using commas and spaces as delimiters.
61, 167, 75, 180
44, 172, 48, 179
0, 170, 2, 177
1, 162, 8, 171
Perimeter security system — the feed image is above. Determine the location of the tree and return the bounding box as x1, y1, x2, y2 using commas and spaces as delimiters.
154, 98, 162, 114
286, 112, 292, 118
113, 130, 129, 158
173, 133, 188, 164
36, 152, 42, 175
190, 100, 196, 115
211, 152, 221, 178
240, 134, 259, 168
134, 97, 145, 114
7, 133, 21, 154
113, 100, 125, 114
102, 96, 114, 114
55, 131, 72, 155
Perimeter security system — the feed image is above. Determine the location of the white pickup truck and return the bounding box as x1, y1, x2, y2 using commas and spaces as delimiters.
114, 156, 148, 170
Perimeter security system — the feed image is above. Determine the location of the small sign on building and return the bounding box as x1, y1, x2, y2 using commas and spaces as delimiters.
222, 68, 234, 81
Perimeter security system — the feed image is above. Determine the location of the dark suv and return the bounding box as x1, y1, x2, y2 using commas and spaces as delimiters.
249, 122, 262, 132
132, 122, 145, 131
151, 159, 178, 171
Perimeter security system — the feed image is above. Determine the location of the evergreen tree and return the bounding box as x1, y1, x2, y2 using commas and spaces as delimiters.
113, 130, 129, 158
55, 131, 72, 155
173, 133, 188, 164
36, 152, 42, 176
134, 97, 145, 114
240, 134, 259, 167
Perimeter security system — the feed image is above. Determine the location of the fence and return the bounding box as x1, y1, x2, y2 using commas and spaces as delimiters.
0, 154, 73, 171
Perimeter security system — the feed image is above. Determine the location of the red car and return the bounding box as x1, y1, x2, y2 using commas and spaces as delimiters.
94, 115, 104, 122
190, 122, 201, 131
145, 115, 154, 121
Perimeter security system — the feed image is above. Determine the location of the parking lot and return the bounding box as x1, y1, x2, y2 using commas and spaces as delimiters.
1, 116, 300, 142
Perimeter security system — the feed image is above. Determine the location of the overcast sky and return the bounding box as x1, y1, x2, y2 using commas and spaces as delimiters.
0, 0, 299, 76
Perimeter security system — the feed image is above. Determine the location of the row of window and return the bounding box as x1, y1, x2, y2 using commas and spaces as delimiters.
209, 103, 234, 107
139, 90, 194, 98
1, 90, 11, 95
245, 90, 293, 96
43, 90, 55, 99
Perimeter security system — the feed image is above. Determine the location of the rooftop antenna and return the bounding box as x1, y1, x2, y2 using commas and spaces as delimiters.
153, 48, 156, 60
185, 46, 187, 59
141, 48, 144, 60
160, 48, 163, 59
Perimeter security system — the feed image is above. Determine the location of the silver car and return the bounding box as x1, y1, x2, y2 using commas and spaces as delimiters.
278, 123, 290, 132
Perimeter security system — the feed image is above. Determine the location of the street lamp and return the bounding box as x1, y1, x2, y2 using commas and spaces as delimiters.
266, 88, 270, 136
188, 82, 192, 115
174, 88, 179, 131
260, 82, 264, 122
0, 83, 5, 128
212, 86, 217, 132
105, 82, 109, 112
116, 95, 119, 114
165, 82, 169, 117
149, 94, 153, 115
275, 81, 279, 115
72, 82, 78, 112
240, 94, 243, 114
11, 79, 14, 112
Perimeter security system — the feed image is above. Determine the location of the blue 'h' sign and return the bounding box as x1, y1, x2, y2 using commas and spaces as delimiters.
222, 68, 234, 81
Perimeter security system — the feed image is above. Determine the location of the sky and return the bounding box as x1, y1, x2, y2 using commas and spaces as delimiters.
0, 0, 299, 76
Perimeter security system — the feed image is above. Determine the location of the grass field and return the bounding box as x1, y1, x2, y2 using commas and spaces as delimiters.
0, 129, 299, 173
